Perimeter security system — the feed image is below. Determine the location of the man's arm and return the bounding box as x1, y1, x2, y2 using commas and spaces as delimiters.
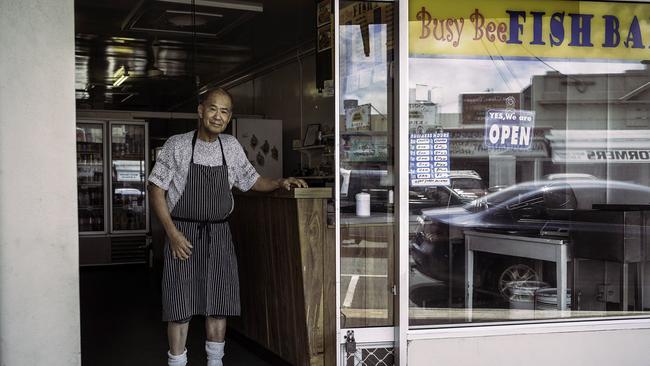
148, 183, 193, 260
251, 176, 308, 192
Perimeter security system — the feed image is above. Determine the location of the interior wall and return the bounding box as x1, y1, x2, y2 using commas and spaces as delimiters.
229, 53, 334, 177
408, 328, 650, 365
0, 0, 81, 365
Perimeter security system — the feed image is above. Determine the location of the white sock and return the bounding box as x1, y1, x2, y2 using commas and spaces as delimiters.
167, 349, 188, 366
206, 340, 225, 366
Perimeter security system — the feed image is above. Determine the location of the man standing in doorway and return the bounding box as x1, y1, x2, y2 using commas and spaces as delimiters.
148, 87, 307, 366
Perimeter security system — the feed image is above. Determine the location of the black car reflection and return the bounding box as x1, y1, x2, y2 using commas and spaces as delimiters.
410, 179, 650, 301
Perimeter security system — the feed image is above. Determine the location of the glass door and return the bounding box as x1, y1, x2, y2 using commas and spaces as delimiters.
110, 122, 148, 233
336, 1, 398, 364
77, 122, 107, 234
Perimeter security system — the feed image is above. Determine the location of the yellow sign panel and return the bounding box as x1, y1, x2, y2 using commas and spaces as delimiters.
409, 0, 650, 60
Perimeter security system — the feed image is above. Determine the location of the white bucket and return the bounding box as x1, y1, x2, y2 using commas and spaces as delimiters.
355, 192, 371, 217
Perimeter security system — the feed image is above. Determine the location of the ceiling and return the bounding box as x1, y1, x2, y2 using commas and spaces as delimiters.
75, 0, 316, 112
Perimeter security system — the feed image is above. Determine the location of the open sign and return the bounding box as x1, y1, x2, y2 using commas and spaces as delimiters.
484, 109, 535, 150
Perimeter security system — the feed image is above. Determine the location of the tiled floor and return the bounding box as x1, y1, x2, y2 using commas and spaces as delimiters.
80, 265, 288, 366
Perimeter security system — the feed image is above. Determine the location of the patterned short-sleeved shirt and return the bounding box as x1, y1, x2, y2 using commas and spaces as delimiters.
148, 131, 260, 211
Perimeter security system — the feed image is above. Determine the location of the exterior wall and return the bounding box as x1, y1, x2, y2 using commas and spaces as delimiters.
409, 326, 650, 365
0, 1, 80, 365
531, 68, 650, 131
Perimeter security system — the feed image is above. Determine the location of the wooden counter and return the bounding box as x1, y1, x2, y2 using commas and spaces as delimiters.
229, 188, 332, 366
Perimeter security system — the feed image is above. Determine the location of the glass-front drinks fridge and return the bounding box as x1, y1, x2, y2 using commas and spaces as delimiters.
77, 120, 149, 265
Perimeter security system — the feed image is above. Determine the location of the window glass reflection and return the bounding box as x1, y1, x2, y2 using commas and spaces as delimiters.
339, 1, 396, 328
409, 1, 650, 326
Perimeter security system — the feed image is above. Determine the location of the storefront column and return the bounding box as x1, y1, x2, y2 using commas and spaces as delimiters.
533, 159, 543, 181
488, 154, 515, 188
0, 1, 80, 365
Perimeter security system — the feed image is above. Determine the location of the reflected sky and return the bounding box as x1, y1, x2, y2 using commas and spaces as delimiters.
338, 16, 646, 117
410, 58, 645, 113
340, 23, 390, 115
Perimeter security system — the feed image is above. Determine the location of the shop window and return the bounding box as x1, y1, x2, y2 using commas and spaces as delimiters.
408, 0, 650, 326
339, 0, 397, 328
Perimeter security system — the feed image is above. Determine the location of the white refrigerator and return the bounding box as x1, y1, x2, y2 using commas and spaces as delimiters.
232, 118, 283, 179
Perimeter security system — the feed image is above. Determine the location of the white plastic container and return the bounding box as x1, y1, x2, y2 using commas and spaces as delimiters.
355, 192, 371, 217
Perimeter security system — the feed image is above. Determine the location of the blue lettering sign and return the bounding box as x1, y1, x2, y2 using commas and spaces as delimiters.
569, 13, 594, 47
602, 15, 620, 47
484, 109, 535, 150
550, 12, 565, 46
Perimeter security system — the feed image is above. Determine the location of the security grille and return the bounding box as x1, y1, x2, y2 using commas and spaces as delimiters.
346, 347, 395, 366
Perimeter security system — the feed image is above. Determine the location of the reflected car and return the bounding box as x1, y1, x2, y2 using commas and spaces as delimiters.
410, 170, 487, 214
410, 179, 650, 299
448, 170, 488, 200
542, 173, 597, 181
341, 169, 487, 218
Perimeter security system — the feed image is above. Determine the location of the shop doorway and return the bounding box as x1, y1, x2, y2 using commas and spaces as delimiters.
74, 1, 334, 365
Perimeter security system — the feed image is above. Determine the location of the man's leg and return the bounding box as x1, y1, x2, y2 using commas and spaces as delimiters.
205, 316, 226, 341
168, 320, 190, 366
205, 316, 226, 366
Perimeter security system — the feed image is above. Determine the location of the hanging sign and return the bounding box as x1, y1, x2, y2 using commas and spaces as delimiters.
345, 104, 372, 130
484, 109, 535, 150
461, 93, 520, 125
410, 0, 650, 61
410, 132, 451, 187
409, 103, 438, 133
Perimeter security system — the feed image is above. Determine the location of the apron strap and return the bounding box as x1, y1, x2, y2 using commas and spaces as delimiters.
191, 130, 198, 164
217, 135, 227, 167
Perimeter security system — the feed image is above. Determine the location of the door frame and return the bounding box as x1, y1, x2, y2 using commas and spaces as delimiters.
334, 0, 407, 364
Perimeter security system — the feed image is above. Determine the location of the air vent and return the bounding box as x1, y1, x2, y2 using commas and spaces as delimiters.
111, 236, 148, 264
122, 0, 262, 38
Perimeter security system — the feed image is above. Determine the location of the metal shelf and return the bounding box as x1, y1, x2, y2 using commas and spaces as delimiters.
340, 131, 388, 136
293, 145, 328, 151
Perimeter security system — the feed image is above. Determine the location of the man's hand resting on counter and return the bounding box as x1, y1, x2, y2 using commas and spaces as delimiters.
252, 176, 309, 192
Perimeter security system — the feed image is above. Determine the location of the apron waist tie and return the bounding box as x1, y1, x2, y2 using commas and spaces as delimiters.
171, 216, 230, 242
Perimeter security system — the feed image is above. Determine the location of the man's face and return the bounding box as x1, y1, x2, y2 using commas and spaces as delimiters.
197, 92, 233, 135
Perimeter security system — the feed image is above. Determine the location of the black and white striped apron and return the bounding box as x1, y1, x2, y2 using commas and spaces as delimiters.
162, 131, 240, 322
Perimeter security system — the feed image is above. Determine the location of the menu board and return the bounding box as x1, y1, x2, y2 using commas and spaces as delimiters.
409, 132, 450, 187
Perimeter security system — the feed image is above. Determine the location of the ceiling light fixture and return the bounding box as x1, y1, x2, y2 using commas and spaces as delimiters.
166, 10, 224, 18
157, 0, 263, 13
113, 66, 130, 87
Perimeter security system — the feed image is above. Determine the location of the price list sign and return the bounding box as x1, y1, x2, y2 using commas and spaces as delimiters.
410, 132, 450, 187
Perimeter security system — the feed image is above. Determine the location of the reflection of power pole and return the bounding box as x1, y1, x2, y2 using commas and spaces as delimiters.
361, 6, 384, 58
360, 21, 370, 57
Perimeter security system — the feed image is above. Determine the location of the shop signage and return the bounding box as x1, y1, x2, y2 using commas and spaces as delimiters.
461, 93, 520, 125
410, 0, 650, 61
409, 102, 438, 133
554, 149, 650, 163
345, 104, 371, 130
452, 140, 547, 158
410, 132, 450, 187
117, 171, 141, 182
484, 109, 535, 150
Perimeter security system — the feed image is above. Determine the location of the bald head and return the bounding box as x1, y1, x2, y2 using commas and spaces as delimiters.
200, 87, 233, 109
